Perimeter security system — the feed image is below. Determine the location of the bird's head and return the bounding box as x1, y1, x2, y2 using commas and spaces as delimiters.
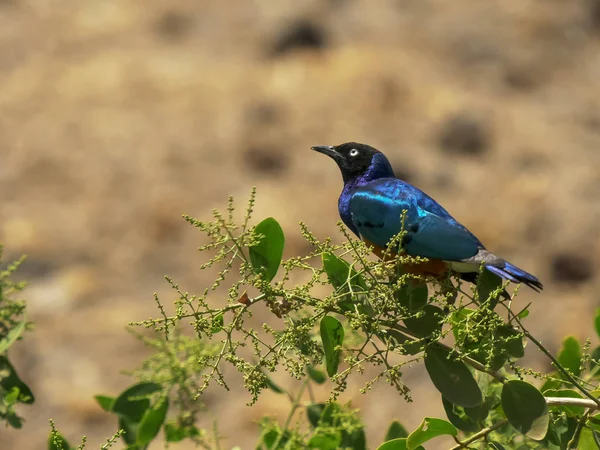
311, 142, 393, 183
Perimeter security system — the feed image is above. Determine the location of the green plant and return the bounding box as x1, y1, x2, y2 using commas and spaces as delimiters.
36, 190, 600, 448
0, 247, 33, 429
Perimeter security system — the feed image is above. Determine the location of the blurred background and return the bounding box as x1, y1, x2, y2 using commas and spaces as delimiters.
1, 0, 600, 448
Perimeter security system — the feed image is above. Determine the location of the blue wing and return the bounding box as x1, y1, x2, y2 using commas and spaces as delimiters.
348, 179, 483, 261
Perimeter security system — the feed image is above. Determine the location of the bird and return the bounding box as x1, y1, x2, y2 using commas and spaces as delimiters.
311, 142, 543, 292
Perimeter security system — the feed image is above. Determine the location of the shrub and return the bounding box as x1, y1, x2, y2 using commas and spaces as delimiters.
7, 191, 600, 449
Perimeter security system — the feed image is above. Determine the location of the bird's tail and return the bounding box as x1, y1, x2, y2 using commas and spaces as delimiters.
485, 262, 543, 292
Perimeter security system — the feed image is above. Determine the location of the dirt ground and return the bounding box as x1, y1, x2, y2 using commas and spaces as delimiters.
2, 0, 600, 448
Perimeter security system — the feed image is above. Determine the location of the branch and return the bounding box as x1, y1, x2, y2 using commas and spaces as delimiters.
567, 409, 591, 449
546, 397, 600, 410
450, 419, 508, 449
504, 305, 600, 408
381, 321, 507, 383
449, 399, 598, 449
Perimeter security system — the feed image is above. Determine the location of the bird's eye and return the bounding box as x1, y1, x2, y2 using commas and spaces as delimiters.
349, 149, 359, 157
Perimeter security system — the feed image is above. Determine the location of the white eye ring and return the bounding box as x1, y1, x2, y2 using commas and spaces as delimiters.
349, 148, 359, 157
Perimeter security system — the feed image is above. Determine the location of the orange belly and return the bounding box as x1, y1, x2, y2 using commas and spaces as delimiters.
362, 238, 449, 277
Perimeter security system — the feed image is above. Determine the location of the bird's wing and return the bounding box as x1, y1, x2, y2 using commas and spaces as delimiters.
349, 179, 482, 261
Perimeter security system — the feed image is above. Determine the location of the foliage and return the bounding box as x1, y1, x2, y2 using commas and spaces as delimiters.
6, 190, 600, 449
0, 246, 33, 429
110, 189, 600, 449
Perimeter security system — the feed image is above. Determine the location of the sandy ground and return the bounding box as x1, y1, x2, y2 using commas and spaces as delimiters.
1, 0, 600, 448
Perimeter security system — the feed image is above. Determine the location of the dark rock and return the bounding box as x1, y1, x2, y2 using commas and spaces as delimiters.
376, 78, 406, 113
4, 258, 56, 279
155, 10, 194, 41
590, 0, 600, 31
269, 20, 328, 57
245, 102, 281, 126
514, 151, 548, 172
437, 113, 491, 156
243, 146, 289, 176
550, 253, 594, 284
503, 64, 543, 91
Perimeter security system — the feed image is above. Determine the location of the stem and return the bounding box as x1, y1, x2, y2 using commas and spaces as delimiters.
528, 330, 600, 405
381, 321, 507, 383
306, 381, 316, 404
212, 420, 222, 450
506, 306, 600, 408
546, 397, 600, 410
450, 419, 508, 449
271, 379, 308, 449
567, 409, 590, 449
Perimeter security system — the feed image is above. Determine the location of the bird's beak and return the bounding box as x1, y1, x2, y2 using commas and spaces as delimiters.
311, 145, 338, 159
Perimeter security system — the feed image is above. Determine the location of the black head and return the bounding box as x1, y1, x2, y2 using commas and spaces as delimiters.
311, 142, 383, 183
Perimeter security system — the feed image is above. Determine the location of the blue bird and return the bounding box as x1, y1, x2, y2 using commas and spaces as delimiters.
312, 142, 543, 291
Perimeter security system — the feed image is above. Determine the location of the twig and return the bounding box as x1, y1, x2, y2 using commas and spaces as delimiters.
546, 397, 600, 410
271, 379, 308, 449
450, 419, 508, 449
380, 320, 507, 383
505, 306, 600, 408
567, 409, 591, 449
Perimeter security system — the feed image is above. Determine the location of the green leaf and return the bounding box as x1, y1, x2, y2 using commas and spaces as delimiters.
501, 380, 549, 440
406, 417, 457, 449
210, 313, 224, 334
136, 397, 169, 445
257, 425, 290, 450
384, 421, 409, 440
558, 336, 582, 378
545, 389, 585, 416
579, 427, 599, 450
588, 414, 600, 432
306, 365, 326, 385
307, 403, 326, 428
517, 308, 530, 319
464, 401, 489, 423
497, 325, 524, 359
424, 344, 482, 407
308, 430, 342, 450
442, 397, 480, 433
546, 416, 577, 448
341, 425, 366, 450
320, 316, 344, 377
489, 442, 507, 450
119, 416, 139, 446
397, 284, 428, 313
94, 395, 115, 412
3, 386, 20, 406
403, 305, 444, 338
322, 253, 363, 293
0, 356, 34, 404
0, 319, 26, 353
306, 402, 365, 450
112, 382, 162, 423
249, 217, 285, 282
452, 310, 518, 370
164, 420, 200, 442
595, 309, 600, 340
376, 438, 424, 450
6, 411, 23, 429
48, 432, 71, 450
477, 268, 504, 308
322, 252, 370, 314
